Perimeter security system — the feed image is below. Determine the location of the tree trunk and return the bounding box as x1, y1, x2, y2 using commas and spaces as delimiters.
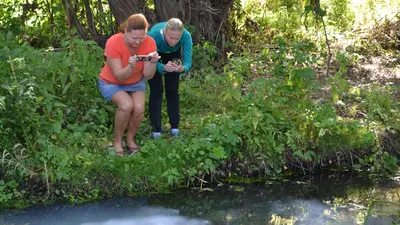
152, 0, 184, 22
151, 0, 235, 42
107, 0, 146, 26
188, 0, 216, 40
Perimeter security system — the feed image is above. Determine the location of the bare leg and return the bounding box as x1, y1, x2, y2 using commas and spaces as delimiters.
111, 91, 134, 155
126, 91, 145, 149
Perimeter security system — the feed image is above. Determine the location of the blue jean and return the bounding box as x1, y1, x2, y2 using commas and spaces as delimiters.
98, 77, 146, 102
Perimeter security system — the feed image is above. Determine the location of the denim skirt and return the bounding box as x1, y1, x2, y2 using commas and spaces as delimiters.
98, 76, 146, 102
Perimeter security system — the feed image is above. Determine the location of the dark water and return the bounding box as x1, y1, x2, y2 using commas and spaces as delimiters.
1, 172, 399, 225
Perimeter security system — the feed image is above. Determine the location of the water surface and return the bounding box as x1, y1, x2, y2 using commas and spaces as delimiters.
1, 172, 399, 225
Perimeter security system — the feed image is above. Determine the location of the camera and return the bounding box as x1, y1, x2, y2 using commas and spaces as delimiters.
172, 58, 182, 65
136, 55, 152, 62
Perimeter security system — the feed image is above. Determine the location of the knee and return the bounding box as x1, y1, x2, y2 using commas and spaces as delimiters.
118, 101, 133, 113
133, 104, 145, 116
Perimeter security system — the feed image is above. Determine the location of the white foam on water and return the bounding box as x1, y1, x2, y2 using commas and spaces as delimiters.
82, 215, 209, 225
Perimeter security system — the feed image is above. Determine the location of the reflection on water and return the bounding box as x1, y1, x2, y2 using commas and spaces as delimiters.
1, 172, 399, 225
148, 172, 400, 225
81, 216, 208, 225
80, 207, 210, 225
0, 201, 209, 225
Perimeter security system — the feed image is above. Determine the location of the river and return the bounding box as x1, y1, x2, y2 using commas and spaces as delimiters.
1, 172, 399, 225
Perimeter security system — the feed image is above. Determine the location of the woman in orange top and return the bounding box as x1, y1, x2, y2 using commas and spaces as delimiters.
98, 13, 161, 156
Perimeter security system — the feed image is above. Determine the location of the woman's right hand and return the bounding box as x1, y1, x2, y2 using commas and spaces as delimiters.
164, 61, 179, 73
128, 56, 137, 69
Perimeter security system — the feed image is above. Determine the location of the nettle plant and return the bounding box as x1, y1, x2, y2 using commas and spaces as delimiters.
268, 37, 319, 97
0, 34, 113, 202
209, 37, 321, 174
190, 41, 218, 80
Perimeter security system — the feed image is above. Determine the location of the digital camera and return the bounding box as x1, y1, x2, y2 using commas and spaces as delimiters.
172, 58, 182, 65
136, 55, 152, 62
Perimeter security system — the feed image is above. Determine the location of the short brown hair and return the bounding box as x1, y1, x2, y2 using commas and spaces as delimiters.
119, 13, 149, 32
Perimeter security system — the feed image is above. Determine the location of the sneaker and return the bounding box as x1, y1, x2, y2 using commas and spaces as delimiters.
170, 128, 182, 137
151, 132, 161, 139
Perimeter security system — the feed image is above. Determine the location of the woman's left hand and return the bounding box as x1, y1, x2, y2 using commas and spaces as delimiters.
171, 62, 184, 72
149, 51, 161, 63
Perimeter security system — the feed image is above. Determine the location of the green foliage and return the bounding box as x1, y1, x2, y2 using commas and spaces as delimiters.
0, 0, 67, 47
0, 32, 111, 206
331, 52, 351, 104
304, 105, 376, 151
268, 38, 319, 99
0, 0, 24, 36
231, 0, 305, 50
325, 0, 355, 31
361, 84, 398, 127
0, 33, 105, 153
0, 0, 116, 48
0, 179, 26, 209
190, 41, 218, 80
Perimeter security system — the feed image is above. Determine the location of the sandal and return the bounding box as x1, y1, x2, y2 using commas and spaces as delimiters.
105, 144, 124, 156
128, 146, 140, 155
116, 150, 124, 156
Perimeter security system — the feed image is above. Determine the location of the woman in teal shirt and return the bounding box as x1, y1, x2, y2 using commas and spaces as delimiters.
147, 18, 193, 138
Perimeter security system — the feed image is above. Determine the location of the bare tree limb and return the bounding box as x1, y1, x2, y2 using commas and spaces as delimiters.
321, 18, 332, 76
84, 0, 96, 35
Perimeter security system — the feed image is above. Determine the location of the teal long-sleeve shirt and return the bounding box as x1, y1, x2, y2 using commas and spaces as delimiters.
147, 22, 193, 74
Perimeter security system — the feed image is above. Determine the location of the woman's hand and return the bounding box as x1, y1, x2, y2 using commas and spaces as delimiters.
171, 60, 184, 73
164, 61, 180, 73
148, 51, 161, 63
128, 56, 137, 69
143, 52, 160, 80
